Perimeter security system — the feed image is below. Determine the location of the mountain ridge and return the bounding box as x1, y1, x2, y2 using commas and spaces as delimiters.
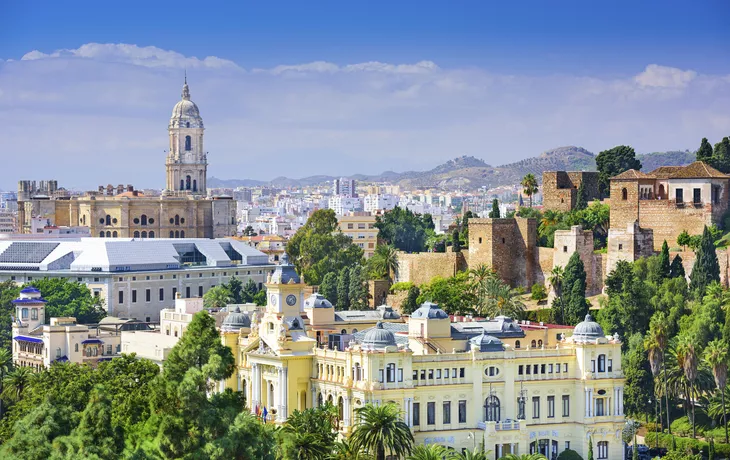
208, 147, 696, 191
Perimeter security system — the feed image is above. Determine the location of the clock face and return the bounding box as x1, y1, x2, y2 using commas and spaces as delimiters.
270, 294, 278, 306
286, 294, 297, 306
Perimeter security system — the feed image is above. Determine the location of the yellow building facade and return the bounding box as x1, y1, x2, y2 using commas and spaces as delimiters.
337, 213, 378, 258
223, 260, 626, 459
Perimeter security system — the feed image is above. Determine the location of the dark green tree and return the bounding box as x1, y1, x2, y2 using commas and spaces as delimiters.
26, 278, 105, 324
224, 276, 243, 303
0, 401, 73, 460
241, 278, 259, 303
623, 333, 654, 417
336, 268, 350, 310
348, 265, 369, 310
599, 260, 652, 341
460, 210, 474, 243
697, 137, 714, 163
712, 137, 730, 173
375, 206, 433, 253
488, 199, 500, 218
562, 252, 588, 325
689, 226, 720, 298
657, 240, 671, 282
401, 285, 421, 315
319, 272, 338, 305
243, 225, 257, 236
286, 209, 364, 284
595, 145, 642, 197
670, 255, 686, 279
253, 287, 267, 306
452, 229, 461, 252
575, 181, 588, 211
0, 281, 20, 353
587, 436, 594, 460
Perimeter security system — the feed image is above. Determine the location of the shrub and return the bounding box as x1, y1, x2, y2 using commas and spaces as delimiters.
389, 282, 414, 293
531, 284, 547, 301
644, 432, 730, 457
557, 449, 583, 460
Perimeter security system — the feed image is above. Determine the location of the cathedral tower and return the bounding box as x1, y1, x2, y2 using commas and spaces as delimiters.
166, 76, 207, 195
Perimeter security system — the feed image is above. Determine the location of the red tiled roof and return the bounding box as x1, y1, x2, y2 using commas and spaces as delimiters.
648, 166, 682, 179
668, 161, 728, 179
611, 169, 653, 180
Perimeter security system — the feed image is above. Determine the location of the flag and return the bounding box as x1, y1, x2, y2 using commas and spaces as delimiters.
262, 406, 268, 421
255, 404, 260, 416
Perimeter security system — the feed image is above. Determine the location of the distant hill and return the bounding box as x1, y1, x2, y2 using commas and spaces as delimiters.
208, 147, 696, 191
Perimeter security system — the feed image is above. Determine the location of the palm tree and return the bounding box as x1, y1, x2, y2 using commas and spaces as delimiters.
407, 444, 452, 460
705, 339, 729, 443
520, 174, 539, 208
499, 454, 546, 460
330, 440, 373, 460
202, 285, 233, 310
350, 403, 413, 460
0, 348, 12, 418
2, 366, 33, 405
476, 275, 525, 319
676, 336, 700, 438
371, 245, 399, 284
644, 328, 664, 432
453, 447, 489, 460
469, 264, 493, 285
540, 210, 560, 229
650, 312, 672, 435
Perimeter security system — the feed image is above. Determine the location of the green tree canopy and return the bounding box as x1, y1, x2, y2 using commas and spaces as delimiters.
286, 209, 364, 285
337, 268, 351, 310
319, 272, 338, 305
203, 285, 233, 310
689, 226, 720, 298
26, 278, 105, 324
488, 199, 500, 218
520, 174, 539, 208
595, 145, 642, 197
561, 252, 588, 325
697, 137, 714, 163
375, 206, 434, 253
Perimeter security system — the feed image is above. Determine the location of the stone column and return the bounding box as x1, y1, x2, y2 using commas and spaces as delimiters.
251, 363, 260, 414
584, 389, 590, 418
344, 397, 352, 428
498, 444, 503, 458
590, 389, 594, 417
282, 366, 289, 420
618, 387, 624, 415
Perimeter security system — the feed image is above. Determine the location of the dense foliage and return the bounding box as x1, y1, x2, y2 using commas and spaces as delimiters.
375, 206, 435, 253
595, 145, 642, 197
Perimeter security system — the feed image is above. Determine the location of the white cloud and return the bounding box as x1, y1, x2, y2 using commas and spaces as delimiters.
634, 64, 697, 88
20, 43, 241, 70
1, 43, 729, 190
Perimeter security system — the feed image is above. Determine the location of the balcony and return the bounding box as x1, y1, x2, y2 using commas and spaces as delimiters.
477, 420, 521, 431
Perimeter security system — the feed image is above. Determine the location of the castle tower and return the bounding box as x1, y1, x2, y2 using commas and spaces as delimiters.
166, 75, 207, 195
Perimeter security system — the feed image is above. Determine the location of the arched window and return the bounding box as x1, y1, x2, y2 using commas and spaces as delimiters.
185, 135, 191, 151
185, 175, 191, 190
112, 231, 118, 237
141, 231, 147, 238
327, 394, 334, 405
598, 354, 606, 372
186, 122, 190, 128
180, 179, 184, 190
515, 340, 521, 349
341, 329, 347, 334
106, 231, 111, 237
99, 231, 105, 238
170, 231, 174, 238
659, 184, 665, 198
175, 215, 180, 226
338, 396, 344, 422
193, 179, 197, 192
149, 231, 155, 238
175, 231, 180, 238
133, 231, 140, 238
531, 340, 536, 348
352, 328, 358, 333
180, 230, 185, 238
485, 395, 501, 422
318, 393, 323, 407
105, 215, 111, 226
621, 188, 628, 200
141, 215, 147, 226
537, 339, 543, 348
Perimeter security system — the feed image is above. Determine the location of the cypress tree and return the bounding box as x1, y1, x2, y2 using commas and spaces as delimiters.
575, 181, 588, 210
488, 199, 500, 218
713, 137, 730, 173
657, 240, 671, 281
348, 265, 368, 310
402, 286, 420, 315
670, 255, 685, 280
697, 137, 714, 163
336, 268, 350, 310
562, 252, 588, 325
319, 272, 338, 305
452, 229, 461, 252
689, 226, 720, 298
587, 436, 594, 460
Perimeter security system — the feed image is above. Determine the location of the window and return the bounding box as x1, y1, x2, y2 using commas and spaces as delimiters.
459, 368, 465, 378
526, 365, 531, 375
427, 402, 435, 425
486, 366, 499, 377
596, 398, 605, 416
564, 363, 568, 373
132, 290, 137, 303
598, 354, 606, 372
548, 364, 553, 373
531, 340, 536, 347
538, 340, 543, 348
452, 368, 457, 378
693, 188, 701, 204
608, 359, 613, 372
31, 309, 38, 320
398, 369, 403, 382
485, 396, 500, 422
185, 135, 192, 151
459, 399, 466, 423
443, 401, 451, 424
75, 343, 78, 352
118, 291, 124, 304
413, 403, 420, 426
563, 245, 568, 253
597, 441, 608, 459
532, 397, 540, 419
141, 214, 147, 226
159, 288, 164, 301
185, 286, 191, 298
106, 345, 112, 355
428, 369, 434, 380
479, 237, 482, 244
518, 365, 524, 375
562, 395, 570, 417
540, 364, 545, 373
676, 188, 683, 203
621, 188, 628, 200
21, 308, 28, 319
133, 231, 140, 238
198, 286, 203, 297
436, 369, 442, 379
172, 287, 177, 298
378, 369, 384, 383
515, 340, 521, 349
413, 370, 418, 381
547, 396, 555, 418
565, 442, 570, 451
591, 360, 596, 372
420, 370, 426, 381
145, 289, 151, 302
386, 363, 396, 383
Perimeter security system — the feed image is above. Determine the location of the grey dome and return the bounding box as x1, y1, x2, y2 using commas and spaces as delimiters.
572, 314, 605, 341
376, 305, 401, 319
222, 306, 250, 331
361, 322, 397, 350
304, 293, 333, 309
270, 253, 301, 284
469, 332, 504, 352
169, 80, 204, 129
411, 302, 449, 319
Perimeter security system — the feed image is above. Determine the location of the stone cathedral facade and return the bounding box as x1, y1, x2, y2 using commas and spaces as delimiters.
17, 79, 237, 239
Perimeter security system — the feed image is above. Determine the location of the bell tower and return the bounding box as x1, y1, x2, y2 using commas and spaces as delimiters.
166, 74, 207, 195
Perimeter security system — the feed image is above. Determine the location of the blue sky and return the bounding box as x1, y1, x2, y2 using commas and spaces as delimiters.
0, 1, 729, 189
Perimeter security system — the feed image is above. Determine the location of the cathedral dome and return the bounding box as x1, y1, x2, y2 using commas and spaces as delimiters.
169, 78, 204, 129
572, 314, 605, 342
361, 322, 397, 351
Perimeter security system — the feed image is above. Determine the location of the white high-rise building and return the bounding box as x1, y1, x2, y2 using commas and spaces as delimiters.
364, 194, 398, 212
333, 178, 357, 197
